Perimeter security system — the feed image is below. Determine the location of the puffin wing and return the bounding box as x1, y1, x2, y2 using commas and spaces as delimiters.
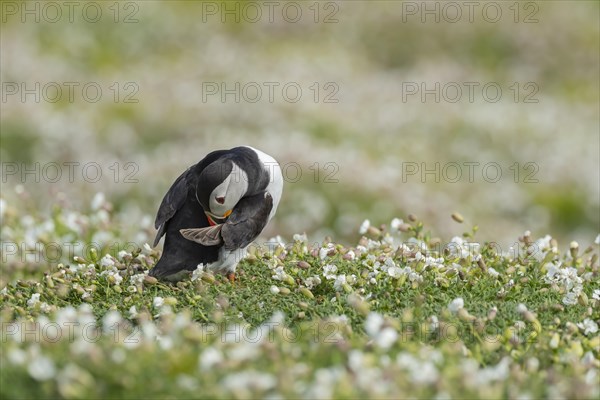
153, 168, 191, 246
221, 192, 273, 250
180, 225, 224, 246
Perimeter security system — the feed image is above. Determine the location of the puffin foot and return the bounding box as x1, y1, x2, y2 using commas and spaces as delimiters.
227, 272, 236, 283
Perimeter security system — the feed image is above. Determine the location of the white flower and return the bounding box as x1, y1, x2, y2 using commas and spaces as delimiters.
359, 219, 370, 235
40, 303, 51, 313
28, 355, 56, 381
101, 269, 123, 285
516, 303, 528, 313
448, 298, 464, 313
293, 233, 308, 242
199, 347, 223, 371
365, 312, 397, 349
488, 267, 500, 277
0, 198, 6, 221
304, 276, 322, 289
91, 192, 106, 210
544, 262, 584, 307
100, 254, 115, 267
191, 264, 205, 281
8, 348, 26, 365
348, 350, 364, 372
365, 312, 384, 337
376, 328, 398, 349
270, 285, 280, 294
153, 297, 164, 308
130, 273, 146, 285
345, 250, 356, 260
562, 292, 578, 306
323, 264, 338, 280
319, 243, 335, 260
430, 315, 439, 330
577, 319, 599, 335
595, 234, 600, 245
102, 310, 122, 332
27, 293, 41, 307
390, 218, 403, 230
222, 371, 276, 392
387, 267, 403, 278
531, 235, 553, 261
129, 306, 138, 318
333, 275, 347, 291
118, 251, 132, 260
593, 289, 600, 301
271, 266, 287, 281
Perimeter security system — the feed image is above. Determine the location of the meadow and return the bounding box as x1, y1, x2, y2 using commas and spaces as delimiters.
1, 195, 598, 398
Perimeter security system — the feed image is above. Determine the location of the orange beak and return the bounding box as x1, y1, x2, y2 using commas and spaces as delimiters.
206, 210, 232, 226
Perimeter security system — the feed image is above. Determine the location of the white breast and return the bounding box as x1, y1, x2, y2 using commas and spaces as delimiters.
244, 146, 283, 220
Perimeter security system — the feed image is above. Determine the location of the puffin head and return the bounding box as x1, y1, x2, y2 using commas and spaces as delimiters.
197, 158, 248, 221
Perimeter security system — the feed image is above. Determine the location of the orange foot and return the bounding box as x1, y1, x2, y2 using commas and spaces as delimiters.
227, 272, 236, 283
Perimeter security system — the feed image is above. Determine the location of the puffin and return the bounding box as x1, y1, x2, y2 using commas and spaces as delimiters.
149, 146, 283, 280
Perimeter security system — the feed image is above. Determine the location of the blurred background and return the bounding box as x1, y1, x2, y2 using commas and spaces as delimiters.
1, 0, 599, 250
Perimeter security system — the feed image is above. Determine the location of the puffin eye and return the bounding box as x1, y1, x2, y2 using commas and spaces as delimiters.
215, 196, 225, 205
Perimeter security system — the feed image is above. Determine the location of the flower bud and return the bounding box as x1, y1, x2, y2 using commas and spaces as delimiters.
570, 241, 579, 258
451, 213, 464, 223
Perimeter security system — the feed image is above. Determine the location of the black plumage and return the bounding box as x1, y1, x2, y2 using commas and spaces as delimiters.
149, 147, 281, 279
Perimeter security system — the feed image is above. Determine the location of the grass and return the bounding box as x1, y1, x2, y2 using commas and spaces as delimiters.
1, 200, 599, 399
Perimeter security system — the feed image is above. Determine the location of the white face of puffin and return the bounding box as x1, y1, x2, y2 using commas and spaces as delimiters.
207, 162, 248, 219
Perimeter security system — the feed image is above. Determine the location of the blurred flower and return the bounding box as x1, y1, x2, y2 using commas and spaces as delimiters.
153, 297, 164, 308
359, 220, 370, 235
191, 264, 205, 281
304, 276, 321, 289
7, 348, 26, 365
27, 293, 41, 308
319, 243, 335, 260
577, 319, 598, 335
271, 266, 287, 281
448, 298, 464, 313
390, 218, 403, 230
364, 312, 398, 349
333, 275, 347, 291
102, 310, 122, 332
323, 264, 338, 279
0, 198, 6, 221
91, 192, 106, 211
199, 347, 223, 371
222, 371, 276, 393
28, 354, 56, 381
293, 233, 308, 242
593, 289, 600, 301
270, 285, 280, 294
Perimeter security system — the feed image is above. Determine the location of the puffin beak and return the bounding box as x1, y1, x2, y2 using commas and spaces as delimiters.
223, 209, 233, 218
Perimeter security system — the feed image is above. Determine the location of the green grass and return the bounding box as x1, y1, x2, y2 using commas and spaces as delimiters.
1, 203, 599, 399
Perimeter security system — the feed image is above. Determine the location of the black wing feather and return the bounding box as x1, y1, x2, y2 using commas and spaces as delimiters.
153, 169, 190, 246
221, 192, 273, 250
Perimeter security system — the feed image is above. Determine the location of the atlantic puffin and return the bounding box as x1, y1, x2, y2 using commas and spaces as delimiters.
149, 146, 283, 280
